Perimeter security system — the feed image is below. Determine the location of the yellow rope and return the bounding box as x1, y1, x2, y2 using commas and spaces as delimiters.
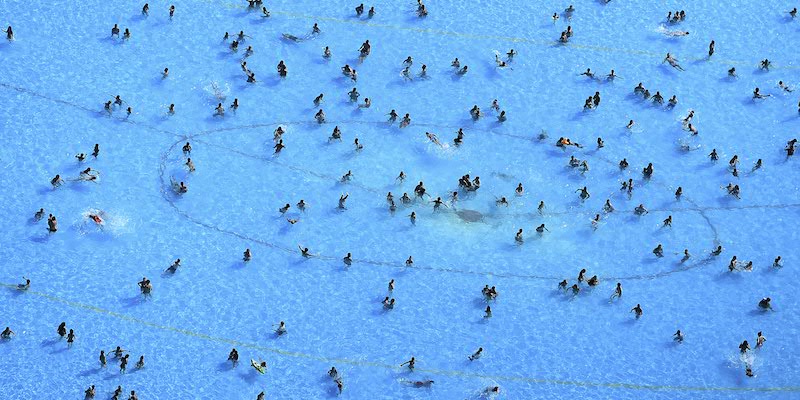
3, 283, 798, 392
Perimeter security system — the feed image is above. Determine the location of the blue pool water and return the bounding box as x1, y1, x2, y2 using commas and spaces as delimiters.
1, 0, 799, 398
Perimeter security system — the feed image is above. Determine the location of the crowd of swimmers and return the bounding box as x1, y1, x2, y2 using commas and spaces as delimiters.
6, 2, 800, 397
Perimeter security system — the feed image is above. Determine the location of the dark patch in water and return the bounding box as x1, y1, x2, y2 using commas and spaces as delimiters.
457, 209, 483, 222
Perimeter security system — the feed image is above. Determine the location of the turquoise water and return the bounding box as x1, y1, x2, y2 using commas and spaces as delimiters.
1, 0, 799, 398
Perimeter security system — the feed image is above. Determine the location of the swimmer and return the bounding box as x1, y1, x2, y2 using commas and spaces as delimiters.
84, 385, 95, 399
577, 268, 587, 283
773, 256, 782, 268
470, 105, 482, 120
497, 111, 506, 122
484, 305, 492, 318
631, 304, 643, 318
382, 296, 395, 309
758, 297, 772, 310
166, 258, 181, 274
665, 30, 690, 37
433, 197, 447, 211
739, 340, 750, 353
112, 346, 126, 358
610, 282, 622, 300
410, 380, 434, 388
753, 87, 771, 99
453, 128, 465, 146
663, 53, 684, 71
243, 248, 251, 262
399, 357, 415, 371
580, 68, 594, 79
1, 327, 14, 339
515, 183, 524, 195
66, 329, 75, 347
409, 211, 416, 225
496, 197, 508, 207
634, 204, 648, 215
756, 331, 766, 348
276, 321, 287, 335
603, 199, 614, 213
643, 163, 654, 178
468, 348, 483, 361
299, 246, 311, 257
587, 275, 599, 286
273, 139, 285, 154
135, 355, 145, 369
457, 65, 469, 75
538, 201, 545, 214
760, 59, 771, 71
536, 223, 548, 233
673, 330, 684, 343
778, 81, 793, 93
47, 214, 58, 232
111, 24, 120, 37
564, 4, 575, 20
681, 249, 691, 263
185, 158, 195, 172
343, 252, 352, 266
400, 113, 411, 128
576, 186, 590, 200
652, 91, 664, 105
123, 28, 130, 40
570, 284, 580, 296
341, 170, 355, 183
338, 193, 349, 209
401, 192, 412, 204
682, 110, 695, 125
653, 244, 664, 257
388, 279, 395, 292
228, 348, 239, 366
515, 229, 524, 243
558, 279, 568, 292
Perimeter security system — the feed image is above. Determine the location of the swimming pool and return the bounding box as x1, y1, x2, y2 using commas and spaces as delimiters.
1, 0, 799, 398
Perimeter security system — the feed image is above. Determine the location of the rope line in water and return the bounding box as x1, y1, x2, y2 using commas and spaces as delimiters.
3, 282, 797, 393
162, 120, 798, 282
210, 1, 800, 70
0, 83, 180, 137
0, 78, 779, 282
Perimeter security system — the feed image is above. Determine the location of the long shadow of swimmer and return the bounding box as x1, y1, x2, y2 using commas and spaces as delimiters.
77, 367, 103, 377
29, 234, 52, 244
217, 361, 235, 372
40, 337, 60, 348
238, 369, 261, 385
121, 294, 145, 308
